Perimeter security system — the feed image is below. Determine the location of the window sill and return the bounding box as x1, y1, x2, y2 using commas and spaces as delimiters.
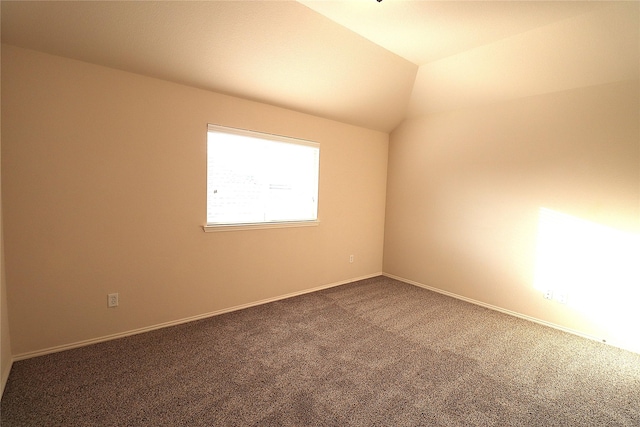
202, 220, 320, 232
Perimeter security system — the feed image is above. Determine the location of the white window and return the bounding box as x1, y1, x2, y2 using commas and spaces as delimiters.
205, 124, 319, 230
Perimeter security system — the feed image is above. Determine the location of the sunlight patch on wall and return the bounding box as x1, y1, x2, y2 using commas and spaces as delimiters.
534, 208, 640, 350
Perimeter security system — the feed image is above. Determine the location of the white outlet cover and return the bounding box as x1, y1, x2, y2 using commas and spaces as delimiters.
108, 293, 119, 308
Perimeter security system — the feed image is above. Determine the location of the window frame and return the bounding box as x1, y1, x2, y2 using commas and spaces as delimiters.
203, 124, 320, 232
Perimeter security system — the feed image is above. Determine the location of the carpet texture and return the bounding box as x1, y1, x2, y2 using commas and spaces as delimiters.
2, 276, 639, 426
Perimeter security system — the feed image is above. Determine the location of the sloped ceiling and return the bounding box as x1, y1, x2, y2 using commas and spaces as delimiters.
0, 1, 416, 132
405, 2, 639, 117
299, 0, 605, 65
2, 1, 638, 132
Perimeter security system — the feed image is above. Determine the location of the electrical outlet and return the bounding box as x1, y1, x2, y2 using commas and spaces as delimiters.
349, 255, 354, 263
557, 293, 568, 304
108, 293, 119, 308
543, 290, 553, 300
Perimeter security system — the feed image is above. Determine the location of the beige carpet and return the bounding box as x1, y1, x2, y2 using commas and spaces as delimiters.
2, 276, 639, 426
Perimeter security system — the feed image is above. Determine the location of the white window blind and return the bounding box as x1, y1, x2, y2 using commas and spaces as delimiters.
206, 124, 319, 227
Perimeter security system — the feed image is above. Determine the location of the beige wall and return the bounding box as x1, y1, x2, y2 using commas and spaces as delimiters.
1, 189, 10, 394
1, 39, 14, 395
1, 45, 388, 356
384, 79, 640, 351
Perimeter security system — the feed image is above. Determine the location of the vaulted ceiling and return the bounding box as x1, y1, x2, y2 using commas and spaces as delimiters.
1, 1, 638, 132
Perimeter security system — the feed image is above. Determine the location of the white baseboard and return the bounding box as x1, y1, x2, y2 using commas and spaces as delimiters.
382, 272, 638, 354
12, 273, 382, 362
15, 271, 634, 363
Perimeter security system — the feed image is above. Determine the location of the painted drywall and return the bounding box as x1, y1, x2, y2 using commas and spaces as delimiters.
384, 79, 640, 352
1, 1, 417, 133
1, 45, 388, 356
1, 38, 14, 396
1, 196, 10, 396
407, 3, 639, 117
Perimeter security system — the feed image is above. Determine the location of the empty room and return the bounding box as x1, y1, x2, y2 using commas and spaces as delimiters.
1, 1, 639, 425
